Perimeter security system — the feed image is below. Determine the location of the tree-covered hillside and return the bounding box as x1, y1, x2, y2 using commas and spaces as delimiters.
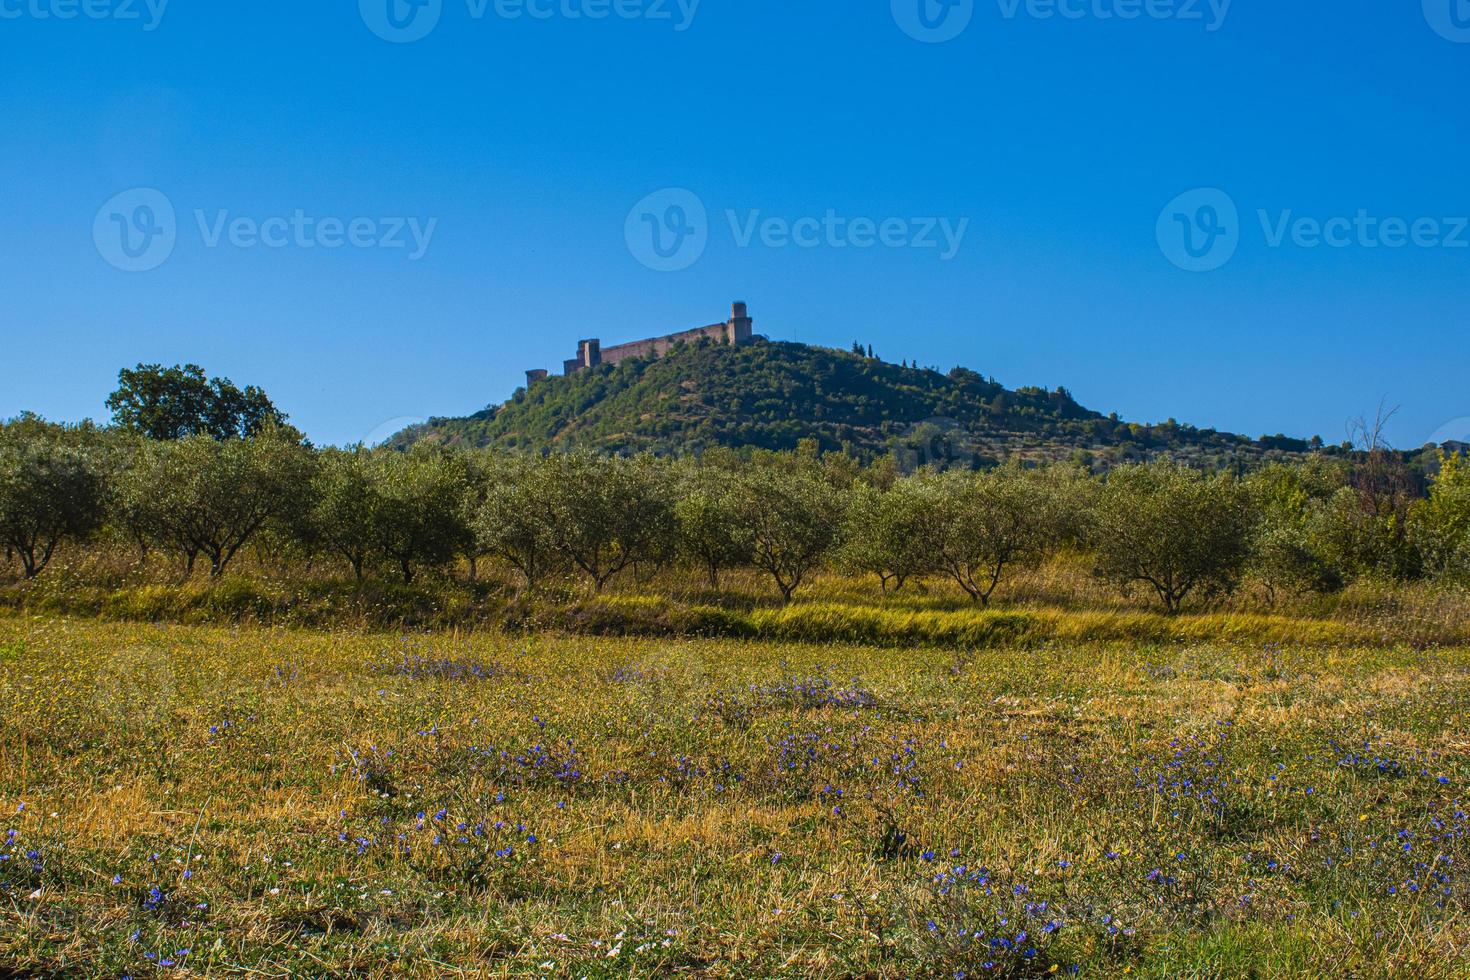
391, 338, 1321, 469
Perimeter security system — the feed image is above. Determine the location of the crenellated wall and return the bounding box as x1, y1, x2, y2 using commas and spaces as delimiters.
525, 302, 755, 383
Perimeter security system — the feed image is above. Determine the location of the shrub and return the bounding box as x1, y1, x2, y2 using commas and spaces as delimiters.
1412, 450, 1470, 583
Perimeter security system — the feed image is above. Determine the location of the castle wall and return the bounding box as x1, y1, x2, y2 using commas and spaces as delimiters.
599, 322, 730, 366
527, 303, 755, 381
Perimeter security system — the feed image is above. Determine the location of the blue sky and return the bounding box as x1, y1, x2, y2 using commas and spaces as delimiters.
3, 0, 1468, 448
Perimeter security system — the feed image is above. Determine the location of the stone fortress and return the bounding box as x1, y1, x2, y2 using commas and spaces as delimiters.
526, 302, 755, 387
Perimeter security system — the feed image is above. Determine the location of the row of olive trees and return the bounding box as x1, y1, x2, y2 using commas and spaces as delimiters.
470, 452, 846, 602
841, 462, 1255, 612
4, 418, 1469, 611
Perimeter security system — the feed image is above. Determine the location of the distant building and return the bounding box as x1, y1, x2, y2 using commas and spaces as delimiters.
527, 302, 755, 387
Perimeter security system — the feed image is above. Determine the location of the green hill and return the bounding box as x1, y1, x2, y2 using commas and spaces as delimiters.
391, 338, 1320, 468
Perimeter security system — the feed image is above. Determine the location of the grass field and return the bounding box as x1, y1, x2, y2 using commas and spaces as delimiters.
2, 614, 1468, 977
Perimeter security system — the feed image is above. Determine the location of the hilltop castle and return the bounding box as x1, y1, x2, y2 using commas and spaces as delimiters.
526, 302, 755, 386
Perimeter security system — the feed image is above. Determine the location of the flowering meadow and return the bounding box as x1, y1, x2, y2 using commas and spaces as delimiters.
1, 615, 1467, 977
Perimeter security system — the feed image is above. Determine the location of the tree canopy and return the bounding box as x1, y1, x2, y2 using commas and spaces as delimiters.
107, 363, 288, 441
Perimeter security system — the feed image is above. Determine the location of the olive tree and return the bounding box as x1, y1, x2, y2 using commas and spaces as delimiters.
1303, 485, 1415, 586
0, 426, 107, 578
113, 439, 193, 571
541, 452, 674, 593
840, 477, 932, 593
674, 462, 754, 589
455, 449, 495, 582
311, 448, 379, 581
1092, 460, 1254, 613
367, 448, 471, 584
472, 454, 562, 589
735, 458, 845, 604
914, 467, 1057, 606
130, 428, 313, 578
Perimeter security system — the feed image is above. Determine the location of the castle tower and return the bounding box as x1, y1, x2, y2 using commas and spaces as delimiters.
726, 301, 753, 345
526, 368, 549, 386
577, 338, 602, 369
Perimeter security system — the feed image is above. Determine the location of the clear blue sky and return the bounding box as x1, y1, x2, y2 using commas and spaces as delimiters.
3, 0, 1468, 448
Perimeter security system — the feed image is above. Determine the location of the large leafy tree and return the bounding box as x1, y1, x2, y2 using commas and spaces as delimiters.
107, 363, 287, 441
1092, 460, 1255, 613
0, 422, 107, 578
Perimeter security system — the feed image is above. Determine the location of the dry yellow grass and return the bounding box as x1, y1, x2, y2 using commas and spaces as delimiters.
1, 614, 1468, 976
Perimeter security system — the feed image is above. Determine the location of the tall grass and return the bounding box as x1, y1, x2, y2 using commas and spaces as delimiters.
3, 545, 1467, 646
